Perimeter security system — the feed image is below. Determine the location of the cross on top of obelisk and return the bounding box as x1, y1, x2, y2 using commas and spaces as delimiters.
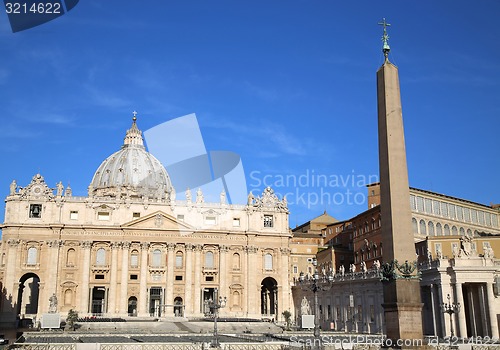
378, 18, 391, 60
132, 110, 138, 122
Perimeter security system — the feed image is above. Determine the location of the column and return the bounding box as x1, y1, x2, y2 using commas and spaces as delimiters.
184, 243, 193, 315
280, 247, 291, 321
80, 241, 92, 315
246, 246, 258, 317
2, 239, 20, 318
44, 240, 61, 308
455, 282, 468, 338
107, 242, 120, 315
430, 284, 437, 336
138, 242, 149, 317
166, 243, 175, 316
436, 284, 446, 338
194, 244, 202, 316
218, 245, 228, 315
119, 242, 130, 316
486, 282, 500, 338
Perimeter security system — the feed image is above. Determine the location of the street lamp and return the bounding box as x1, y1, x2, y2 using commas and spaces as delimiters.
297, 259, 333, 347
209, 289, 227, 348
442, 293, 460, 337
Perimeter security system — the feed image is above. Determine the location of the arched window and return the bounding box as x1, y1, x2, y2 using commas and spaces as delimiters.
96, 248, 106, 265
27, 247, 37, 265
444, 224, 450, 236
459, 227, 465, 236
130, 250, 139, 268
412, 218, 418, 234
452, 226, 458, 236
175, 251, 183, 268
232, 253, 240, 270
64, 289, 72, 305
419, 220, 427, 235
205, 251, 214, 268
66, 248, 76, 266
428, 222, 435, 236
264, 253, 273, 270
436, 223, 443, 236
152, 249, 161, 267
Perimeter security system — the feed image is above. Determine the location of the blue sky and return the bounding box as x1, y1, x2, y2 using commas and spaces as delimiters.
1, 1, 499, 228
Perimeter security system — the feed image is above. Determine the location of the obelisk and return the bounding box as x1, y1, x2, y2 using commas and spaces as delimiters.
376, 19, 424, 341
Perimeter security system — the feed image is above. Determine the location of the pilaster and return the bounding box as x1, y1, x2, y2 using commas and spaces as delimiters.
138, 242, 149, 317
184, 243, 193, 315
166, 243, 175, 316
454, 282, 467, 337
193, 244, 202, 316
80, 241, 92, 314
119, 242, 130, 315
107, 242, 120, 315
486, 281, 499, 338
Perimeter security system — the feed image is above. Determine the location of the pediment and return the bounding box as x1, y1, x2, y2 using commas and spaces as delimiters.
122, 211, 193, 231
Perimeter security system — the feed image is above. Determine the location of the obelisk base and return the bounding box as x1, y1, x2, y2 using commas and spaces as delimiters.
382, 279, 423, 342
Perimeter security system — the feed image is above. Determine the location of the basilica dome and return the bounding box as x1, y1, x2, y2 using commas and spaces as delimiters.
89, 115, 172, 199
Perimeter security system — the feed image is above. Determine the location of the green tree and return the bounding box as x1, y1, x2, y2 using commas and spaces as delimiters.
282, 310, 292, 331
66, 309, 79, 331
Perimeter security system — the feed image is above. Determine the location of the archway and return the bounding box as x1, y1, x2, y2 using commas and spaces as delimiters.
174, 297, 183, 317
128, 296, 137, 316
91, 287, 105, 315
17, 273, 40, 316
261, 277, 278, 317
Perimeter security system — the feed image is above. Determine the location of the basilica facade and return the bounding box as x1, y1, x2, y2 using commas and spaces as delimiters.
0, 118, 292, 326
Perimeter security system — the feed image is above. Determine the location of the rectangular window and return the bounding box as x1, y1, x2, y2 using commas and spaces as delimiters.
264, 254, 273, 270
175, 275, 183, 281
205, 276, 214, 282
205, 216, 216, 225
264, 215, 273, 228
435, 243, 442, 255
130, 254, 139, 268
175, 255, 183, 268
70, 211, 78, 220
433, 200, 441, 216
150, 287, 162, 296
464, 208, 471, 222
98, 212, 110, 221
95, 274, 105, 280
416, 196, 424, 212
449, 204, 456, 219
177, 214, 184, 222
472, 210, 478, 223
441, 203, 449, 217
27, 247, 37, 265
29, 204, 42, 218
233, 218, 240, 227
293, 265, 298, 274
424, 198, 433, 214
133, 212, 140, 218
130, 274, 138, 280
410, 195, 416, 211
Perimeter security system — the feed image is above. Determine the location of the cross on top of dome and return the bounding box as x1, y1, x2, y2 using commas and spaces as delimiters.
123, 111, 144, 148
